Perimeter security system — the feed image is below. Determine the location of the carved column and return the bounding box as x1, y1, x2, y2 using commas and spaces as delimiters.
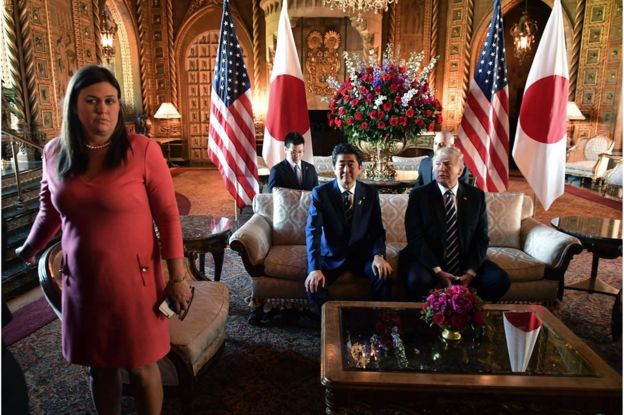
569, 0, 586, 100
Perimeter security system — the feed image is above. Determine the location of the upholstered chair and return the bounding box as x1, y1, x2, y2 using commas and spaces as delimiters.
603, 160, 623, 199
38, 242, 229, 414
565, 135, 614, 186
391, 155, 428, 171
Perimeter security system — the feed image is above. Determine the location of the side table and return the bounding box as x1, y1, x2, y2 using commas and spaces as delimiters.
551, 216, 622, 296
180, 215, 233, 281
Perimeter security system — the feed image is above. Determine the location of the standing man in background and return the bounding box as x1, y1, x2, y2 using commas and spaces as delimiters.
416, 131, 470, 186
268, 131, 318, 192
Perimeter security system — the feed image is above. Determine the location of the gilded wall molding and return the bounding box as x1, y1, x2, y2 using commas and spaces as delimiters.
108, 2, 136, 111
93, 0, 102, 64
2, 0, 27, 126
136, 0, 150, 114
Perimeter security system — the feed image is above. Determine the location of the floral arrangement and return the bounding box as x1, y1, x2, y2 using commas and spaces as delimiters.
327, 44, 442, 148
421, 285, 486, 332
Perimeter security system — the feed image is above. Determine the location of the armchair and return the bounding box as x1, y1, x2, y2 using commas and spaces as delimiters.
38, 242, 229, 415
565, 135, 614, 186
603, 159, 623, 199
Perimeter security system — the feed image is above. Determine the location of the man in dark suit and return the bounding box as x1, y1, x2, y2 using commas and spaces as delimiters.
400, 146, 510, 302
416, 131, 470, 186
268, 131, 318, 192
305, 143, 392, 314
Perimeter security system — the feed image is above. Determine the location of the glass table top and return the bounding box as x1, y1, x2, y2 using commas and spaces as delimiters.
551, 216, 622, 241
339, 307, 597, 377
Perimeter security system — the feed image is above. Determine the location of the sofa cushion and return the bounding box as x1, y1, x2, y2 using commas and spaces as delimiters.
380, 195, 409, 243
485, 192, 523, 249
265, 245, 308, 281
487, 247, 546, 282
272, 188, 311, 245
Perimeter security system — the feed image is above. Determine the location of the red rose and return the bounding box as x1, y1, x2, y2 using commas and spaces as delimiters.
416, 118, 425, 127
400, 117, 407, 126
354, 112, 363, 121
346, 117, 354, 125
366, 66, 374, 73
328, 118, 334, 127
351, 99, 360, 106
383, 102, 393, 112
359, 86, 367, 94
432, 312, 446, 326
450, 315, 467, 330
360, 122, 369, 130
335, 118, 342, 127
425, 109, 433, 117
338, 107, 345, 115
427, 122, 435, 131
394, 96, 402, 104
389, 116, 399, 126
406, 108, 415, 118
377, 111, 385, 119
436, 114, 443, 124
369, 110, 378, 119
377, 121, 386, 129
473, 309, 486, 326
390, 84, 399, 92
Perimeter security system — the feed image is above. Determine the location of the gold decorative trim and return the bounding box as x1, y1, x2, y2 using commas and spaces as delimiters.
429, 0, 439, 91
167, 0, 177, 108
92, 0, 102, 64
137, 0, 150, 114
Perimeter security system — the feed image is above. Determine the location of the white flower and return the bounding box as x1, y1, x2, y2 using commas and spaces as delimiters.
374, 95, 386, 108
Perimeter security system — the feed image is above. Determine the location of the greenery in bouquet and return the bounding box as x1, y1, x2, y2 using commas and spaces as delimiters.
327, 44, 442, 149
421, 285, 486, 332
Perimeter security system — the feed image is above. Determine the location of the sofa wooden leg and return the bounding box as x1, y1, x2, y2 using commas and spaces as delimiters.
248, 305, 264, 325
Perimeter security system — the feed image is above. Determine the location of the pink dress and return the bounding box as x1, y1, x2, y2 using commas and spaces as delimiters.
25, 134, 183, 368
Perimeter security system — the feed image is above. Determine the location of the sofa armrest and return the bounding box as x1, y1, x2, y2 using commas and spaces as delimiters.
521, 217, 583, 270
229, 214, 272, 277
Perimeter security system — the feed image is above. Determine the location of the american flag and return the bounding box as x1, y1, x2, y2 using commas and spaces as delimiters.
457, 0, 509, 192
208, 0, 258, 208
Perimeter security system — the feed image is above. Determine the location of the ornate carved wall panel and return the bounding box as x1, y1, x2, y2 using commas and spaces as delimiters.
440, 0, 473, 132
575, 0, 621, 145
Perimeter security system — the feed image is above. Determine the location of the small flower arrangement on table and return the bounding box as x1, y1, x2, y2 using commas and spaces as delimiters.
421, 285, 486, 340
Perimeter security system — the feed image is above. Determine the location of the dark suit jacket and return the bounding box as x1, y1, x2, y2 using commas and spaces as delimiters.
401, 180, 489, 273
306, 180, 386, 272
415, 156, 470, 187
268, 159, 318, 192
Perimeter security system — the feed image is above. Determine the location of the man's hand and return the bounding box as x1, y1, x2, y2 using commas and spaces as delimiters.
15, 244, 36, 265
459, 273, 475, 287
305, 270, 326, 293
434, 270, 456, 287
372, 255, 392, 279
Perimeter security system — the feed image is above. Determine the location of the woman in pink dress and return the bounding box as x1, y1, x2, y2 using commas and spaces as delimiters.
16, 65, 192, 415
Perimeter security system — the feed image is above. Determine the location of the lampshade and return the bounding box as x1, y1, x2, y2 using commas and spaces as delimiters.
153, 102, 181, 119
567, 102, 585, 120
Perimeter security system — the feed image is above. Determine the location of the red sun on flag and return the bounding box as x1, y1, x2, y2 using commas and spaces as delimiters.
519, 75, 569, 144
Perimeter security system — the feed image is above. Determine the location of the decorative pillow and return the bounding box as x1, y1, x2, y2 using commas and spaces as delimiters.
272, 187, 312, 245
485, 192, 524, 249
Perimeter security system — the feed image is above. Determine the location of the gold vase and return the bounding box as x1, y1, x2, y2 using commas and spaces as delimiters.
441, 328, 462, 341
355, 139, 406, 181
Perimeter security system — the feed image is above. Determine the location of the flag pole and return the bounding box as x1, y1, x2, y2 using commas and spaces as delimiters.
234, 200, 239, 221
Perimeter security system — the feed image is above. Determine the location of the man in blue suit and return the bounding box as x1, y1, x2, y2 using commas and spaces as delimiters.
305, 143, 392, 314
416, 132, 470, 186
268, 131, 318, 192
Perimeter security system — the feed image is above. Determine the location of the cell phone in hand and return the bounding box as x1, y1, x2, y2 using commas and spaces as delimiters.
158, 297, 176, 319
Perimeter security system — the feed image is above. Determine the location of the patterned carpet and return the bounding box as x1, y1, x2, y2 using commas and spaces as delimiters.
7, 169, 622, 414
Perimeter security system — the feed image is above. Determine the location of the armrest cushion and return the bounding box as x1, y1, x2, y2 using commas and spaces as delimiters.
229, 214, 272, 266
521, 218, 582, 269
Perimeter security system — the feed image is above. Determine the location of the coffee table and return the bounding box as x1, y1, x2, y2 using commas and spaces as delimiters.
551, 216, 622, 296
179, 215, 233, 281
321, 301, 621, 414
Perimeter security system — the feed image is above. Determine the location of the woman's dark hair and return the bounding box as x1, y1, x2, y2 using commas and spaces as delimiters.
332, 143, 363, 166
56, 65, 130, 179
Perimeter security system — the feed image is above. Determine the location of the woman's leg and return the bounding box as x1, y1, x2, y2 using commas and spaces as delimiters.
127, 362, 163, 415
90, 367, 122, 415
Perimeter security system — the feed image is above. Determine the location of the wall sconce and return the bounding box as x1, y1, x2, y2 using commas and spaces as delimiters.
510, 0, 538, 63
100, 7, 118, 64
153, 102, 181, 135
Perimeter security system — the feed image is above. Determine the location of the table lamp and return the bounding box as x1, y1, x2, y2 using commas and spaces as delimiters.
567, 101, 585, 144
153, 102, 181, 135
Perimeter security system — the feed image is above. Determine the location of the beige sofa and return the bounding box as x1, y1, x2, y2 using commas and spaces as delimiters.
229, 188, 582, 311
